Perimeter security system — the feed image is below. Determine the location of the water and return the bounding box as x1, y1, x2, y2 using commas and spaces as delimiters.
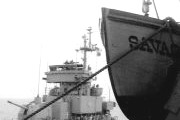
0, 98, 127, 120
111, 104, 128, 120
0, 98, 31, 120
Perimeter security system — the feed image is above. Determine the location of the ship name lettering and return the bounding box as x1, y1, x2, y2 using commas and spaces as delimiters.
128, 35, 179, 57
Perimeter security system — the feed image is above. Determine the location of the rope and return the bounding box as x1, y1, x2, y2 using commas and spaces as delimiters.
23, 22, 168, 120
152, 0, 159, 19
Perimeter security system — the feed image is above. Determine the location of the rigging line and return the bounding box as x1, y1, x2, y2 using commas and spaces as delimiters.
45, 62, 49, 95
37, 55, 41, 97
37, 45, 43, 97
152, 0, 159, 19
23, 22, 168, 120
108, 87, 111, 102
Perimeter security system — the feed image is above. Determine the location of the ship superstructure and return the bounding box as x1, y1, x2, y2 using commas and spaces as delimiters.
12, 27, 116, 120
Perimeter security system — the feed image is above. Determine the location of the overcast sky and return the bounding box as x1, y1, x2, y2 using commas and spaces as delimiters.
0, 0, 179, 99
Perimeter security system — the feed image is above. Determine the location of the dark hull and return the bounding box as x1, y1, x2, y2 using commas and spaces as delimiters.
101, 8, 180, 120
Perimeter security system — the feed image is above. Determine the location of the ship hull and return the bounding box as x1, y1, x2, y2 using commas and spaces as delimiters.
101, 8, 180, 120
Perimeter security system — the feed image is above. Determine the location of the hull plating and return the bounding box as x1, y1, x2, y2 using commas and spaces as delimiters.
101, 8, 180, 120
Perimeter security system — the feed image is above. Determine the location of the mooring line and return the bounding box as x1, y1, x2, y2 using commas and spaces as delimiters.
24, 22, 168, 120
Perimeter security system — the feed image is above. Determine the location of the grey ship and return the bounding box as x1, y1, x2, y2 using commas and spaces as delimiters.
9, 27, 117, 120
101, 2, 180, 120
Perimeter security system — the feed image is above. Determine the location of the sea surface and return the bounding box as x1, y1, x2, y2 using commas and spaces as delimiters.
0, 98, 127, 120
0, 98, 31, 120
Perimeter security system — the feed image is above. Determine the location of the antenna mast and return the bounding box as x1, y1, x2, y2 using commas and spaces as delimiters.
80, 27, 98, 71
87, 27, 92, 48
82, 34, 88, 70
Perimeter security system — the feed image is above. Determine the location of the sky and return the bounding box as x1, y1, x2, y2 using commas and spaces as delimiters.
0, 0, 180, 100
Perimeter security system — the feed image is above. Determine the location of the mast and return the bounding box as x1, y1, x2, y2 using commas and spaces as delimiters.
80, 27, 95, 71
87, 27, 92, 48
82, 34, 88, 70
